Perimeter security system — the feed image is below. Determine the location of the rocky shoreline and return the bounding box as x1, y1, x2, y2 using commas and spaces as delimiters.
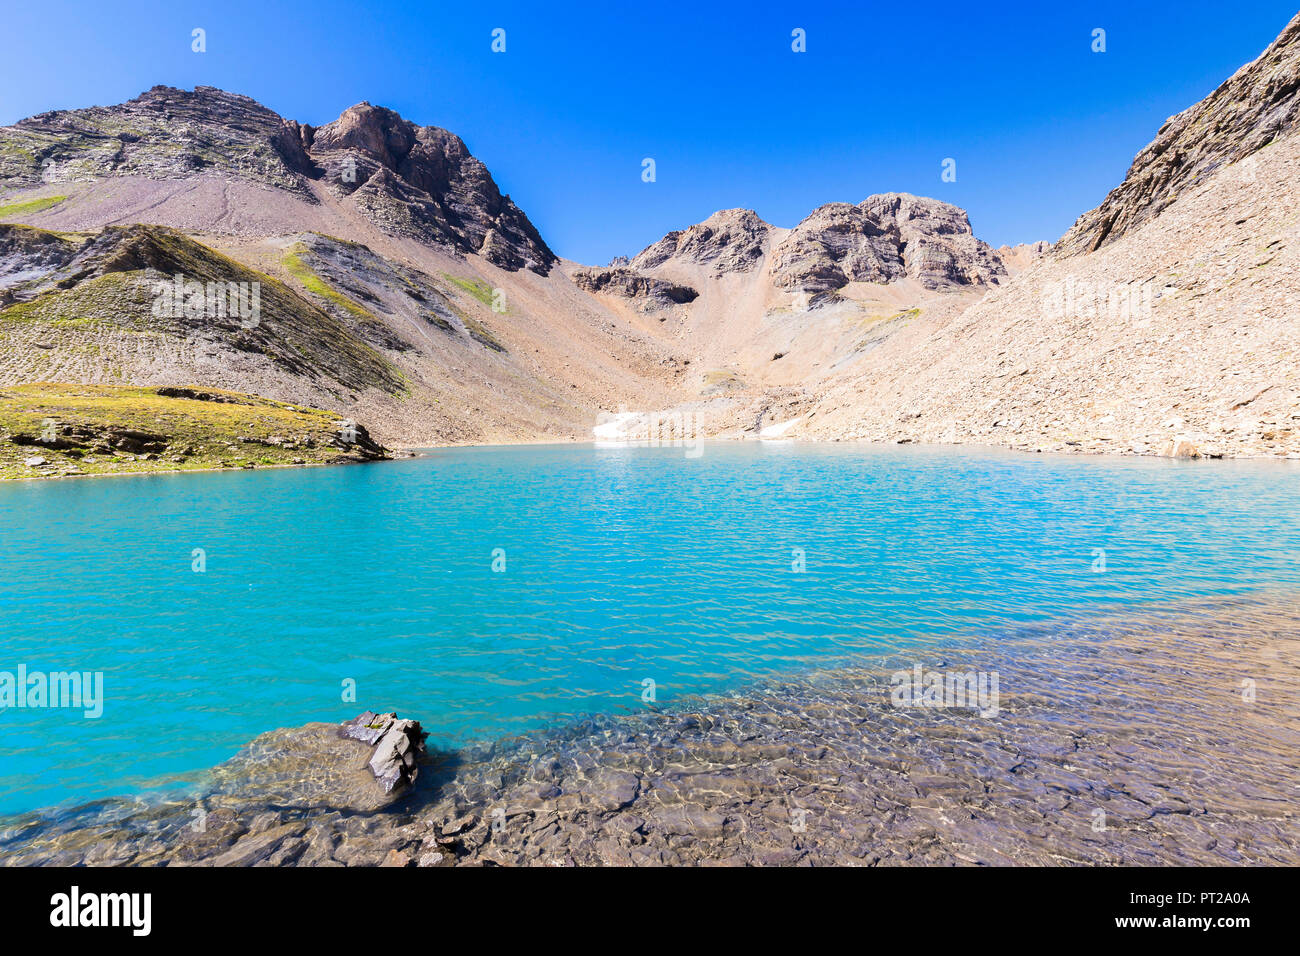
3, 597, 1298, 866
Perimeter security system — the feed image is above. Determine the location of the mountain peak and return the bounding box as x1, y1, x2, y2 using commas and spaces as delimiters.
630, 207, 772, 276
769, 192, 1004, 295
0, 87, 555, 274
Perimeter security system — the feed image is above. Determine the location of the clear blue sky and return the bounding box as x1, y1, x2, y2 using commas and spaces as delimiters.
2, 1, 1295, 263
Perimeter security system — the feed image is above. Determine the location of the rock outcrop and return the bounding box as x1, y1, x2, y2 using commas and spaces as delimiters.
769, 193, 1005, 297
305, 103, 556, 274
996, 240, 1053, 274
572, 266, 698, 310
1056, 12, 1300, 256
0, 384, 393, 480
630, 208, 771, 276
0, 224, 80, 289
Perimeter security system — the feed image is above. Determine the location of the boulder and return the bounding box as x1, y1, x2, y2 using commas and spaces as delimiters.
340, 710, 428, 794
333, 421, 388, 460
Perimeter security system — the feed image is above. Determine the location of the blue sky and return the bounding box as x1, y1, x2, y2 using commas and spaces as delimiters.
1, 1, 1295, 263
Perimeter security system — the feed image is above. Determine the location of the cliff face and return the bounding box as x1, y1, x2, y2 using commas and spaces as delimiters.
1056, 12, 1300, 257
304, 103, 556, 274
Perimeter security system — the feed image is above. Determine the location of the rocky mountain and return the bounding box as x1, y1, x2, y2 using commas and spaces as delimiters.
797, 14, 1300, 459
623, 196, 1005, 300
304, 102, 556, 273
0, 86, 555, 273
1056, 13, 1300, 257
3, 5, 1299, 468
563, 193, 1006, 443
0, 89, 1013, 459
0, 88, 681, 451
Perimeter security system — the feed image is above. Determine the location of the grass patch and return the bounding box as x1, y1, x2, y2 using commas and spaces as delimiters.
0, 272, 153, 328
0, 383, 384, 480
0, 195, 68, 219
701, 369, 744, 394
851, 306, 921, 350
441, 272, 498, 309
283, 244, 375, 321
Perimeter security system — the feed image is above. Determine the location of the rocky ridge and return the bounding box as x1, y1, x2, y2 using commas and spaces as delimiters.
0, 87, 555, 273
0, 86, 314, 195
1056, 12, 1300, 256
0, 223, 405, 399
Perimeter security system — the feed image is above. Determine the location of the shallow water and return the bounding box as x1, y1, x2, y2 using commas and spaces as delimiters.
1, 442, 1299, 816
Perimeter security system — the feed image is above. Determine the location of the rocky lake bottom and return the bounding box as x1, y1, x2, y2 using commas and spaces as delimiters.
3, 595, 1297, 867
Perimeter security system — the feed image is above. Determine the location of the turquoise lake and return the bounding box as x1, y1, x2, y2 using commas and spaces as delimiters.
2, 442, 1299, 816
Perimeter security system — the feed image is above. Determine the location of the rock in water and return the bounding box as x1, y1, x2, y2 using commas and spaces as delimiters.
340, 711, 427, 793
